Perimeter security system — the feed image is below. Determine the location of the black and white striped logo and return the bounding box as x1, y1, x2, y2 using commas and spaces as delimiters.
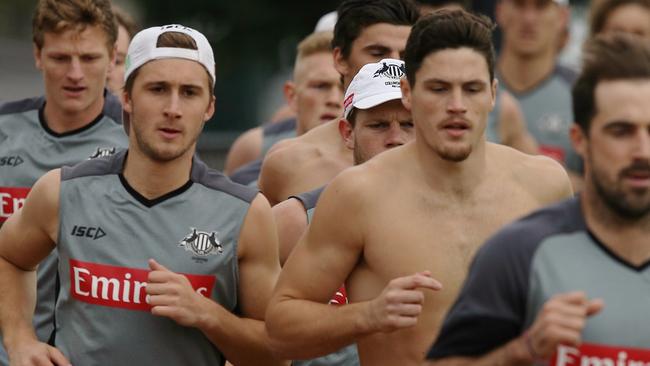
179, 228, 223, 257
373, 62, 405, 79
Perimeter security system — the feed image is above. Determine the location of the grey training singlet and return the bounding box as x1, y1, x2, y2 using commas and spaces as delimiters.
428, 197, 650, 363
497, 65, 581, 172
260, 118, 297, 157
0, 92, 127, 365
291, 186, 360, 366
54, 150, 257, 366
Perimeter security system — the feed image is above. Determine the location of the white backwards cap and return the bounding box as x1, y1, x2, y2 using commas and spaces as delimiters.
124, 24, 216, 87
343, 59, 405, 119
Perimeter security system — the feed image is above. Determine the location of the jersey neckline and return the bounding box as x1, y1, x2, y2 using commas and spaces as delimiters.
587, 229, 650, 272
118, 173, 194, 208
39, 103, 106, 138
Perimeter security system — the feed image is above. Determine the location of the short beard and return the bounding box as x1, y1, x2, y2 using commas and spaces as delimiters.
437, 144, 472, 162
591, 160, 650, 220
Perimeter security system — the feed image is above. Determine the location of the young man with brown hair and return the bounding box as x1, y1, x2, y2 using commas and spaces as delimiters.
0, 0, 127, 363
0, 24, 284, 366
266, 10, 572, 365
589, 0, 650, 39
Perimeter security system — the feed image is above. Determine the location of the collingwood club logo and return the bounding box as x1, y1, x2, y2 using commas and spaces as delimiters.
373, 62, 405, 79
89, 147, 117, 159
179, 228, 223, 257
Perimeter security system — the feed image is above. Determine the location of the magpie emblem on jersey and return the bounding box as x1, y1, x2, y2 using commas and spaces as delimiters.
373, 62, 405, 79
89, 147, 117, 159
179, 228, 223, 256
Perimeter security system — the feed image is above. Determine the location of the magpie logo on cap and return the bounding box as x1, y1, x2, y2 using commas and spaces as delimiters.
343, 59, 405, 119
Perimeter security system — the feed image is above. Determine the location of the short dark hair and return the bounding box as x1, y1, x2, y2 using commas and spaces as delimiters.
32, 0, 117, 53
404, 9, 496, 85
590, 0, 650, 37
333, 0, 420, 59
125, 32, 215, 97
573, 33, 650, 132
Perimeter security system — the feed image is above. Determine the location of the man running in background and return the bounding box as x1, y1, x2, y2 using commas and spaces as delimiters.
0, 0, 127, 363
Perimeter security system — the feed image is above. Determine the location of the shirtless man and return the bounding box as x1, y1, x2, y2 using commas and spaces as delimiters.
274, 58, 415, 265
265, 10, 573, 365
258, 0, 419, 205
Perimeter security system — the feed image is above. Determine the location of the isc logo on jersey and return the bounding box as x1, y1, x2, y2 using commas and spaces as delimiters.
0, 155, 24, 167
70, 259, 216, 311
0, 187, 30, 222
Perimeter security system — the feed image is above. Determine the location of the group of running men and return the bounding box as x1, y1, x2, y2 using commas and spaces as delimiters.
0, 0, 649, 365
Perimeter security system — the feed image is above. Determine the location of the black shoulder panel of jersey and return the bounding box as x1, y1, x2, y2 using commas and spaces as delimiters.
290, 185, 326, 211
103, 90, 123, 125
61, 149, 125, 181
229, 159, 262, 186
555, 64, 578, 86
192, 156, 258, 203
428, 196, 585, 359
262, 118, 297, 137
0, 96, 44, 116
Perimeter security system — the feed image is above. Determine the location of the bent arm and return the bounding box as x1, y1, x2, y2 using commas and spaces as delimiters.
265, 175, 374, 359
195, 194, 286, 366
272, 198, 308, 265
0, 170, 59, 356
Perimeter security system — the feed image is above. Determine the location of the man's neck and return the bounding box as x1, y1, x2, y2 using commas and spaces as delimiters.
582, 187, 650, 267
413, 138, 488, 199
43, 95, 105, 134
497, 47, 557, 94
122, 147, 194, 200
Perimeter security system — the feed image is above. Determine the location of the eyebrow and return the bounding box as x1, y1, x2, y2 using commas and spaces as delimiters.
422, 78, 488, 85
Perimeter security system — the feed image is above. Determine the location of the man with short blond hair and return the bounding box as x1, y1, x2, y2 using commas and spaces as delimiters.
0, 0, 127, 363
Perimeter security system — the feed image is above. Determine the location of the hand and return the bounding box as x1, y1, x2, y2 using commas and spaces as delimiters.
525, 291, 604, 359
146, 259, 212, 327
8, 339, 70, 366
365, 271, 442, 333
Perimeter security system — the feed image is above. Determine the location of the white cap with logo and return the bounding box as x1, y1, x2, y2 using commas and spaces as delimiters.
124, 24, 216, 87
343, 58, 405, 119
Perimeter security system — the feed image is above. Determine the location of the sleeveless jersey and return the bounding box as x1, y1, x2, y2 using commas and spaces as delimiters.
260, 118, 297, 157
497, 65, 581, 172
55, 150, 256, 366
428, 197, 650, 364
291, 186, 360, 366
0, 92, 127, 365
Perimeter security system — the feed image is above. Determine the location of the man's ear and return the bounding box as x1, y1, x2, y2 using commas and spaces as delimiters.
333, 47, 350, 79
338, 118, 354, 150
283, 80, 298, 113
204, 95, 216, 122
569, 123, 588, 159
33, 44, 43, 70
400, 79, 413, 112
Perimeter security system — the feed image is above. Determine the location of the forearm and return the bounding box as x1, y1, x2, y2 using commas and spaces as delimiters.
0, 257, 38, 351
427, 336, 533, 366
266, 298, 372, 360
197, 300, 287, 366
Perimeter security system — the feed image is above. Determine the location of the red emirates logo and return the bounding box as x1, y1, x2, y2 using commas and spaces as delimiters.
70, 259, 216, 311
552, 343, 650, 366
0, 187, 30, 222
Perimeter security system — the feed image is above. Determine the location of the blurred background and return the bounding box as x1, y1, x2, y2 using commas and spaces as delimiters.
0, 0, 589, 169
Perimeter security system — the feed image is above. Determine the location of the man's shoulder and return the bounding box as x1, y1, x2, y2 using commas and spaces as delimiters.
492, 144, 572, 197
0, 96, 44, 117
192, 157, 258, 204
